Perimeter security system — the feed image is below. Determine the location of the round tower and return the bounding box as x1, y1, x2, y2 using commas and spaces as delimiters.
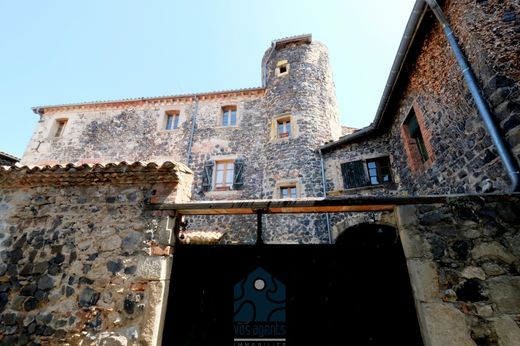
260, 35, 340, 243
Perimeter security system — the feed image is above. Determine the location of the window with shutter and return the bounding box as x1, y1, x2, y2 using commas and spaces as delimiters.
202, 160, 214, 191
341, 160, 368, 189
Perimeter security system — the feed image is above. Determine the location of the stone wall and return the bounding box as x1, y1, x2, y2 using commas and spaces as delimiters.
0, 163, 193, 345
398, 195, 520, 346
323, 0, 520, 196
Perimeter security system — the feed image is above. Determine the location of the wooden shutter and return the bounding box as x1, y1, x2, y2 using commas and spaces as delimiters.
202, 160, 214, 191
233, 158, 245, 190
341, 160, 368, 189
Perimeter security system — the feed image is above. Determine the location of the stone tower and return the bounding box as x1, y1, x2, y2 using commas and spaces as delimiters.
260, 35, 340, 242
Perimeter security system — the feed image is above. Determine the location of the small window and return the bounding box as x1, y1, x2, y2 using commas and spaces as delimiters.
280, 186, 297, 199
277, 118, 291, 138
165, 111, 180, 130
276, 60, 289, 76
341, 156, 392, 189
54, 119, 67, 137
222, 106, 237, 127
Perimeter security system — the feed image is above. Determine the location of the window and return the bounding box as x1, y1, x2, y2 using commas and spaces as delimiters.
277, 118, 291, 138
280, 186, 297, 199
214, 161, 234, 190
54, 119, 67, 137
276, 60, 289, 76
341, 156, 392, 189
165, 111, 180, 130
401, 104, 434, 175
405, 112, 428, 162
222, 106, 237, 127
366, 157, 392, 185
202, 159, 245, 191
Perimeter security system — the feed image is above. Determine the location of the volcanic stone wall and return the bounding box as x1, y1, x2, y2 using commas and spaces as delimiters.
0, 170, 192, 345
323, 0, 520, 196
398, 194, 520, 345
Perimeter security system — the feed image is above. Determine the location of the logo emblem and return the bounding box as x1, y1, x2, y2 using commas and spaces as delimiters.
233, 267, 286, 344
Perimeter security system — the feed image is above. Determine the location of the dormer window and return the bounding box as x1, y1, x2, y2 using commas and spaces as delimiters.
54, 119, 67, 137
165, 111, 180, 130
222, 106, 237, 127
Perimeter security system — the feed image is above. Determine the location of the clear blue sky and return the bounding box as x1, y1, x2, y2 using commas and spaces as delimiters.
0, 0, 416, 158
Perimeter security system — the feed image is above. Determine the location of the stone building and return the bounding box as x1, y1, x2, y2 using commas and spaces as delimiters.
0, 0, 519, 345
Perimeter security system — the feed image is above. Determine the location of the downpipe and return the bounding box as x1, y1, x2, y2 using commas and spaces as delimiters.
426, 0, 520, 192
319, 149, 333, 244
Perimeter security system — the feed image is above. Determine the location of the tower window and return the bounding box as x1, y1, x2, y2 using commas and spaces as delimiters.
54, 119, 67, 137
165, 111, 180, 130
222, 106, 237, 127
276, 60, 289, 76
277, 118, 291, 138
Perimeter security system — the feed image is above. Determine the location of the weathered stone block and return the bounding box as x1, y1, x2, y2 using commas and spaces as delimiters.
471, 242, 516, 264
419, 303, 477, 346
492, 315, 520, 346
407, 259, 439, 303
487, 276, 520, 314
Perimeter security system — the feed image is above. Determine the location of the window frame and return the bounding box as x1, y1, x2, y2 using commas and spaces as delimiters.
276, 60, 290, 77
341, 156, 393, 190
400, 103, 435, 176
277, 117, 291, 138
214, 160, 235, 191
280, 185, 297, 199
165, 110, 180, 130
221, 106, 237, 127
52, 119, 68, 138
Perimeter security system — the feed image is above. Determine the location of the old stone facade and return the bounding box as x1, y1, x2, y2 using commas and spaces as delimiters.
1, 0, 520, 345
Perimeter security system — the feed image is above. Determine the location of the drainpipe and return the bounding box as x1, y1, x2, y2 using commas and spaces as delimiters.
319, 149, 333, 244
186, 96, 198, 165
425, 0, 520, 192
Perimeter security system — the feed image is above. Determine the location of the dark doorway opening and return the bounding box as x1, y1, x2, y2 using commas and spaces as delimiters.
162, 224, 423, 345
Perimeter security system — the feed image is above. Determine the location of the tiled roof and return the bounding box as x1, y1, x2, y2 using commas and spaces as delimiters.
0, 161, 192, 188
32, 86, 265, 114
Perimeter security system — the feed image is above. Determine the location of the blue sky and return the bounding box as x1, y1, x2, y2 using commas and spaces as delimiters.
0, 0, 416, 158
